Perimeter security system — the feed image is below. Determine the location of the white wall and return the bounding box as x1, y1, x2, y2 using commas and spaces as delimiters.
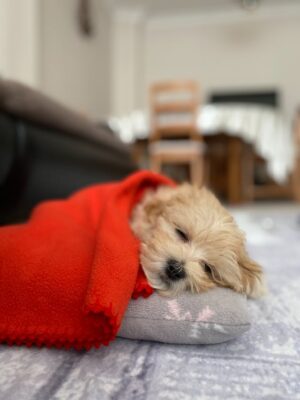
1, 1, 299, 122
109, 5, 300, 122
110, 12, 144, 116
40, 0, 111, 119
142, 10, 300, 121
0, 0, 40, 86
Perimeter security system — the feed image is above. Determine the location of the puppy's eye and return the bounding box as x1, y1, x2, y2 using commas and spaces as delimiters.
175, 228, 189, 242
203, 263, 213, 276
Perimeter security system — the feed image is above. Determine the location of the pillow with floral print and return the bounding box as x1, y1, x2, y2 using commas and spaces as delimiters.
118, 288, 250, 344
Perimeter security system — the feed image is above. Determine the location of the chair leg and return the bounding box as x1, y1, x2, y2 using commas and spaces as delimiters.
190, 156, 203, 187
150, 155, 162, 174
203, 153, 210, 186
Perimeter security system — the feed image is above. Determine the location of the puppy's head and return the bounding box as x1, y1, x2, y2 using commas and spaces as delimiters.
131, 184, 265, 298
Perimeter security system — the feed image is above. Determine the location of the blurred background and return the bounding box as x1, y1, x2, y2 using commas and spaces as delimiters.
1, 3, 300, 397
1, 0, 300, 224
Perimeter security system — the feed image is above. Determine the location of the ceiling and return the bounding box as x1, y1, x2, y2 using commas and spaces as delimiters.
107, 0, 300, 18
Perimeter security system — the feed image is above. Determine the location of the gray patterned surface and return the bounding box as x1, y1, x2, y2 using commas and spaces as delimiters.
1, 204, 300, 400
119, 287, 251, 344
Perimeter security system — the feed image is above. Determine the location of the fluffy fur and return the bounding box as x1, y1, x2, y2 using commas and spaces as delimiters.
131, 184, 266, 298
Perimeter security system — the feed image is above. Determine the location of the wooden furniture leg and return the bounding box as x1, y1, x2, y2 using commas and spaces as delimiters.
243, 143, 255, 201
190, 156, 203, 187
150, 155, 162, 174
227, 136, 243, 204
292, 112, 300, 202
131, 141, 145, 165
292, 152, 300, 202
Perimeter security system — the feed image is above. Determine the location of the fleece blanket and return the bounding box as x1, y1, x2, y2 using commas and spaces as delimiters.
0, 171, 174, 350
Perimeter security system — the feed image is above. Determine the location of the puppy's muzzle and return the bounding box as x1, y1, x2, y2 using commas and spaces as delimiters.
165, 259, 186, 281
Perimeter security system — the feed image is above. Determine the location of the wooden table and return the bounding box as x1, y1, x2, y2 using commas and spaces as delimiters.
132, 133, 295, 204
132, 134, 253, 204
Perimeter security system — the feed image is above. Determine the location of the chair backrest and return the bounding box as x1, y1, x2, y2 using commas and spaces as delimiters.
149, 81, 200, 142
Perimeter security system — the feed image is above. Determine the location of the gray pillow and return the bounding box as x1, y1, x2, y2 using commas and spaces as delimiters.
118, 288, 250, 344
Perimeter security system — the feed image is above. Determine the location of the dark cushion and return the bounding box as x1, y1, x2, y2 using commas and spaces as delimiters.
0, 79, 136, 224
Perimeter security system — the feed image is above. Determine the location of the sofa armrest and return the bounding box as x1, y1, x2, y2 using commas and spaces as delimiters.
0, 77, 128, 157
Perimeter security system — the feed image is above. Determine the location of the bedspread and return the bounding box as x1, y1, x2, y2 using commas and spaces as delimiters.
109, 105, 295, 184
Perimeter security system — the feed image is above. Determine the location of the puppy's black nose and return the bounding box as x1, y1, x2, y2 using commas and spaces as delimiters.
165, 259, 186, 281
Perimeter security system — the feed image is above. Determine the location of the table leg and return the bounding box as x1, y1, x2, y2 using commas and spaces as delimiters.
227, 136, 243, 204
292, 153, 300, 202
243, 143, 255, 201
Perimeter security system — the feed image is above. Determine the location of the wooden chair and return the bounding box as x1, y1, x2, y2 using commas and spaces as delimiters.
149, 81, 204, 186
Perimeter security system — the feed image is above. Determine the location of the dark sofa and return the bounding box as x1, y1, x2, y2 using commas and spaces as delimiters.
0, 78, 136, 225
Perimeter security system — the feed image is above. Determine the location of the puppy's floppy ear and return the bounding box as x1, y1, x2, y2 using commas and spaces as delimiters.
130, 189, 165, 239
143, 196, 164, 225
238, 251, 266, 298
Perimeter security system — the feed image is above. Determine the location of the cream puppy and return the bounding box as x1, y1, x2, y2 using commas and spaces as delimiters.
131, 184, 266, 298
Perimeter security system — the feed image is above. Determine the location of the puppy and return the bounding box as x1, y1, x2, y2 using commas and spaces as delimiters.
131, 183, 266, 298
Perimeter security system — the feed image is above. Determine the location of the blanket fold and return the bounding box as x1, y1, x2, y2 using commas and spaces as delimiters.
0, 171, 174, 350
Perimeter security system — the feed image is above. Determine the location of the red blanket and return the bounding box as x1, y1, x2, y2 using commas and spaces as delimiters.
0, 171, 174, 350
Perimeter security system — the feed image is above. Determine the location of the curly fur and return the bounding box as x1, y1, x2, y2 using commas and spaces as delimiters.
131, 184, 266, 298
